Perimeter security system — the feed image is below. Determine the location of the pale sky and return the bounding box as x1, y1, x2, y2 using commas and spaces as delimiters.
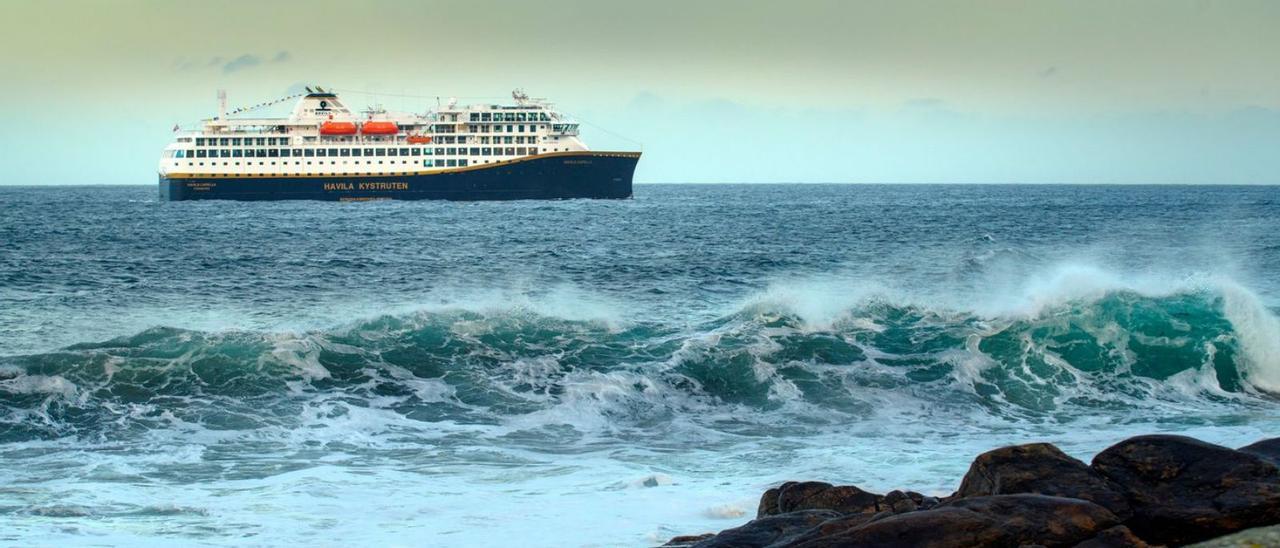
1, 0, 1278, 184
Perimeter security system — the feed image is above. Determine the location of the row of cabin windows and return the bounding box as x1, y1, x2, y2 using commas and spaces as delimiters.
468, 112, 550, 122
179, 147, 427, 159
441, 124, 541, 134
191, 135, 537, 147
435, 135, 536, 145
195, 137, 289, 146
178, 147, 541, 159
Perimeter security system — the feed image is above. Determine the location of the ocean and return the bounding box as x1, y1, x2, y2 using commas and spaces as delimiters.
1, 184, 1278, 546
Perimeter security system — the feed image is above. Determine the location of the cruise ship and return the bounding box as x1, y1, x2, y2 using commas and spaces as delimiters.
159, 88, 640, 201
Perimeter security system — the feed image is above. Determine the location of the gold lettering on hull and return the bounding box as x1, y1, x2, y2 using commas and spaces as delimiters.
324, 182, 410, 191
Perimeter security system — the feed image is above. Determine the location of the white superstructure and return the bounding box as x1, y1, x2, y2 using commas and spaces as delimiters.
159, 88, 589, 177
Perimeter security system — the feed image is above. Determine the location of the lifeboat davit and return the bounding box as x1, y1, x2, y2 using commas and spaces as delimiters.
319, 121, 357, 135
407, 135, 432, 144
361, 121, 399, 135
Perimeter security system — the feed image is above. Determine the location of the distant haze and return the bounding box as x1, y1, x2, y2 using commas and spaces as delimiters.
1, 0, 1278, 184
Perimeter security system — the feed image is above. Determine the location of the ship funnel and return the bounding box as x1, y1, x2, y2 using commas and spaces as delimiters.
217, 89, 227, 120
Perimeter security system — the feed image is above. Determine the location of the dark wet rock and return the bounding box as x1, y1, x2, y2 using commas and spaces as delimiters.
662, 533, 714, 546
758, 481, 882, 518
786, 494, 1119, 548
1071, 525, 1149, 548
1239, 438, 1280, 467
883, 490, 918, 513
956, 442, 1131, 519
688, 510, 841, 548
1092, 434, 1280, 546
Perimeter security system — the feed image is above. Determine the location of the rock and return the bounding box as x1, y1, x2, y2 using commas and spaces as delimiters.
1091, 434, 1280, 546
785, 494, 1120, 548
883, 490, 918, 513
1239, 438, 1280, 467
758, 481, 883, 518
956, 442, 1131, 519
1186, 523, 1280, 547
688, 510, 841, 548
662, 533, 714, 547
1071, 525, 1149, 548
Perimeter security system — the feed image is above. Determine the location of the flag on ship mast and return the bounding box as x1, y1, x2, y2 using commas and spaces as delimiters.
172, 124, 180, 132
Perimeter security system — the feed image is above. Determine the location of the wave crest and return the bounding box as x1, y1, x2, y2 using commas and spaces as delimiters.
1, 279, 1277, 442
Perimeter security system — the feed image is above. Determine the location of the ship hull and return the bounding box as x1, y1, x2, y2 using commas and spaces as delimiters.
159, 151, 638, 201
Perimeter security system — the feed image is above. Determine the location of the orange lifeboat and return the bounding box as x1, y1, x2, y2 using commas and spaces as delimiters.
407, 135, 432, 144
319, 121, 357, 135
361, 121, 399, 135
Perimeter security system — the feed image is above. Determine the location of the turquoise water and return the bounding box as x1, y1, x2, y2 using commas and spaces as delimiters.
1, 184, 1278, 545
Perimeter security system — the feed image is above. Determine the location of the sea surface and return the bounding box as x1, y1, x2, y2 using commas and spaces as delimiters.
1, 184, 1278, 546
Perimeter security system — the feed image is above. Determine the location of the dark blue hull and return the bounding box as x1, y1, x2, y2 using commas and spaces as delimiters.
160, 151, 638, 201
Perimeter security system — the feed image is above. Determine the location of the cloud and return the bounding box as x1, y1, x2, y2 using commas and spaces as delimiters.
223, 54, 263, 73
271, 51, 291, 63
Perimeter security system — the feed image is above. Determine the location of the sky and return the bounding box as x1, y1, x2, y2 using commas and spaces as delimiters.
1, 0, 1278, 184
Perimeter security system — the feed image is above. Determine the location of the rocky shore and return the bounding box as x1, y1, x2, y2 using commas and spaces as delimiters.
664, 435, 1280, 547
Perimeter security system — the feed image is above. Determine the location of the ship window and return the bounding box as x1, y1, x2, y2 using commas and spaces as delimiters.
196, 150, 207, 158
267, 138, 276, 146
257, 149, 267, 157
363, 148, 374, 157
470, 147, 480, 155
292, 149, 302, 157
232, 138, 242, 146
517, 147, 526, 155
174, 150, 184, 158
375, 148, 386, 156
469, 113, 479, 121
446, 147, 456, 155
447, 159, 456, 167
269, 149, 279, 158
304, 149, 314, 157
506, 147, 515, 155
330, 148, 339, 156
459, 159, 468, 167
435, 159, 444, 166
221, 150, 231, 158
316, 148, 326, 157
232, 150, 242, 158
481, 113, 491, 121
482, 147, 491, 155
434, 147, 444, 155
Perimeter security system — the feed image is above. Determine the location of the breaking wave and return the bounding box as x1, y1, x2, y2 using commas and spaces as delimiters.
2, 271, 1278, 444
